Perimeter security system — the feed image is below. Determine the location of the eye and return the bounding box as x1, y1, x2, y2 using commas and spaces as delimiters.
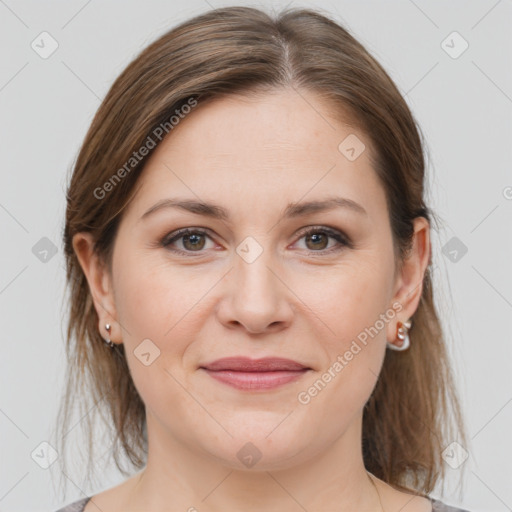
293, 226, 351, 255
160, 226, 351, 256
161, 228, 215, 254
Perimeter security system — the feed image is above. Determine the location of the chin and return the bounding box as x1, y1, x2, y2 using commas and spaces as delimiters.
198, 426, 310, 472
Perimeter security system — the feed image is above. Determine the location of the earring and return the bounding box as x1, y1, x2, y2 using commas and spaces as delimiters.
104, 323, 114, 348
387, 320, 412, 351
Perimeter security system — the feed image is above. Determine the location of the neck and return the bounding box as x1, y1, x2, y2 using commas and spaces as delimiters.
125, 413, 383, 512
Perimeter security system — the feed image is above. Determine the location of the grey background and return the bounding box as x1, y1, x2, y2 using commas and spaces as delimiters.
0, 1, 511, 511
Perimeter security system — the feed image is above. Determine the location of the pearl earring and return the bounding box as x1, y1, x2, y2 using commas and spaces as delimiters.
386, 320, 412, 351
104, 323, 114, 348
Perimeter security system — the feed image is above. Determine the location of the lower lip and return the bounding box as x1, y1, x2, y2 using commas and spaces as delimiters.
202, 369, 309, 390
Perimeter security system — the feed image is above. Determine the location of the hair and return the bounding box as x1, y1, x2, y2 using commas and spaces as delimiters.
55, 5, 467, 500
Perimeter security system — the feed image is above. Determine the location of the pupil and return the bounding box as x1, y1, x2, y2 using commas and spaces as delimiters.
185, 234, 204, 250
308, 233, 327, 249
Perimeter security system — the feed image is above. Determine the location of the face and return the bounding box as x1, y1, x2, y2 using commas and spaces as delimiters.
75, 88, 429, 471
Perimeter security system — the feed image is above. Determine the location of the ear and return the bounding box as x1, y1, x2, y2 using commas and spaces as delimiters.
386, 217, 431, 343
72, 232, 121, 345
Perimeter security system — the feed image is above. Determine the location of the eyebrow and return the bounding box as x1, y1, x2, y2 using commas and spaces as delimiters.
139, 195, 367, 223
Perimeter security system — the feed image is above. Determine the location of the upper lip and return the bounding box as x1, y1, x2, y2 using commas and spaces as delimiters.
200, 357, 310, 372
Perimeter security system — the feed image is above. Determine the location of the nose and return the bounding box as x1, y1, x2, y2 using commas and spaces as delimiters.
216, 244, 294, 335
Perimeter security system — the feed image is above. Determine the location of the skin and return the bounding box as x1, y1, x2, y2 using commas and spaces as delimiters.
73, 87, 431, 512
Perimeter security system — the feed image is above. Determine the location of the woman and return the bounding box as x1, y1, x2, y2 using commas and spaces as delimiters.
54, 6, 470, 512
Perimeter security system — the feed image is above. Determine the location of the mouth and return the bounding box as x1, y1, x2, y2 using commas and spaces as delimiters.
199, 357, 311, 391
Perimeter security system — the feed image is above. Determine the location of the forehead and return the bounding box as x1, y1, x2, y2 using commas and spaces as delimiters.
125, 88, 386, 223
159, 89, 367, 162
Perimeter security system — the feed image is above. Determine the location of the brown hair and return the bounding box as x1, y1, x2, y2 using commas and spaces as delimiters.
55, 5, 467, 499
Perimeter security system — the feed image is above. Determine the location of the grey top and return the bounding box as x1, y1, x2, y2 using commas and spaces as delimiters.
54, 496, 471, 511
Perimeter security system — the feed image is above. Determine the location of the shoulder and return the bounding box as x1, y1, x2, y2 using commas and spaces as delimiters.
431, 498, 471, 511
54, 495, 471, 512
54, 496, 91, 512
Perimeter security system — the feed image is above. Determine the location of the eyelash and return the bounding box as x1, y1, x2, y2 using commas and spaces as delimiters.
160, 226, 351, 257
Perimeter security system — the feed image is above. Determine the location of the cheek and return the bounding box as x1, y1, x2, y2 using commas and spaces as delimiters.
112, 253, 220, 379
295, 255, 394, 419
297, 256, 394, 349
112, 262, 200, 419
295, 269, 390, 430
114, 248, 202, 339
